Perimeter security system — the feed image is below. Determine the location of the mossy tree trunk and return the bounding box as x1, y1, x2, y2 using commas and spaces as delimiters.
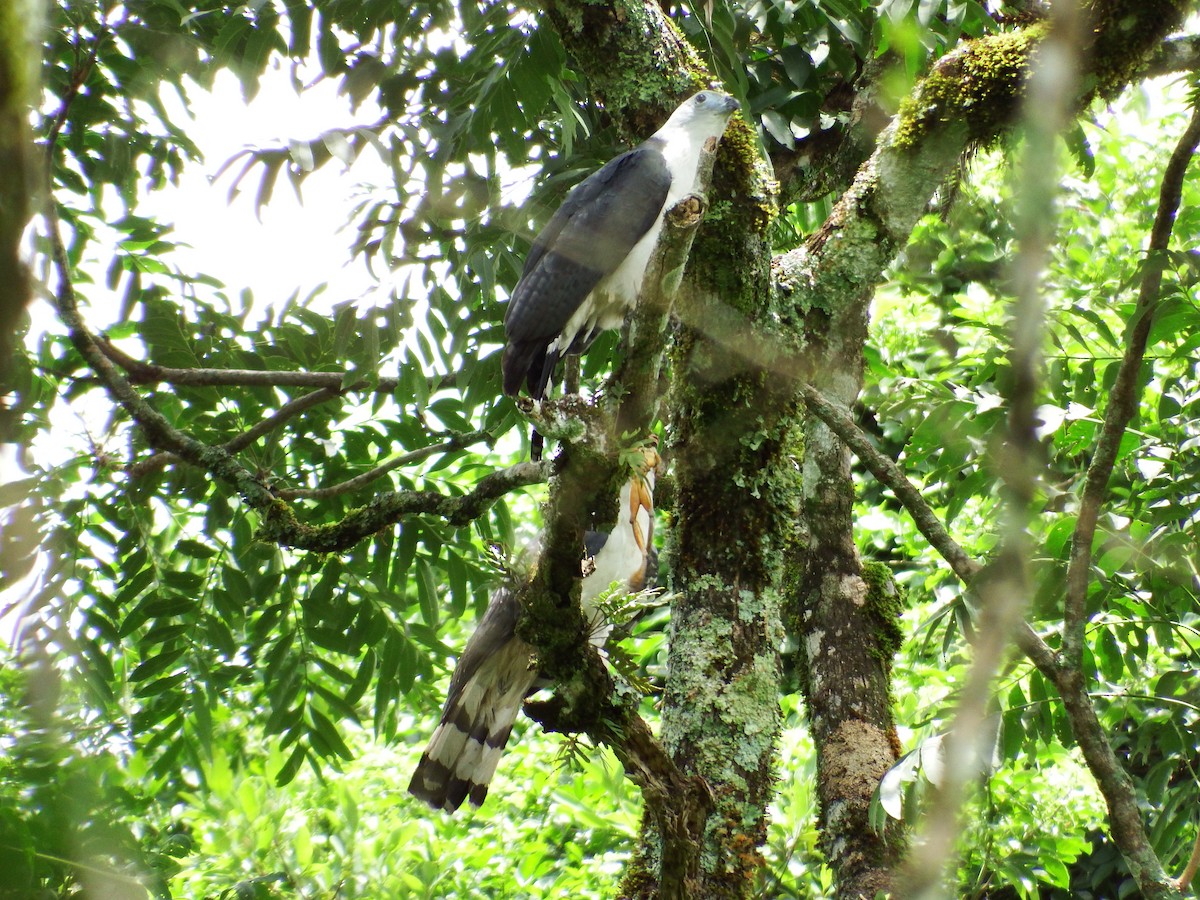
644, 181, 801, 896
543, 3, 793, 896
0, 0, 40, 392
775, 3, 1193, 897
791, 253, 909, 896
542, 1, 1192, 897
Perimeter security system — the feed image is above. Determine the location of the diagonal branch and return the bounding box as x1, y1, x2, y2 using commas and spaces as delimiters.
44, 20, 105, 158
797, 377, 1065, 671
128, 386, 342, 478
48, 213, 543, 551
902, 6, 1090, 888
258, 460, 548, 552
276, 430, 493, 500
1178, 829, 1200, 892
46, 205, 276, 509
1062, 104, 1200, 665
797, 384, 982, 583
612, 173, 726, 436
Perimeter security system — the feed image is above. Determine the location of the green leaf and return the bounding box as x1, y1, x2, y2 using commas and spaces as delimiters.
309, 709, 354, 761
415, 559, 439, 627
275, 744, 307, 786
176, 539, 218, 559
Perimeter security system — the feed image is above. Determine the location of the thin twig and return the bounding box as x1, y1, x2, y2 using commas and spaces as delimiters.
48, 213, 538, 550
228, 389, 341, 453
276, 430, 492, 500
797, 384, 982, 583
1062, 104, 1200, 665
128, 386, 342, 477
45, 206, 276, 508
1177, 828, 1200, 892
44, 20, 105, 158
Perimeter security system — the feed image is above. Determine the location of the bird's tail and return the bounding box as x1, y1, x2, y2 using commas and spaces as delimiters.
501, 340, 557, 399
501, 340, 556, 460
408, 635, 539, 812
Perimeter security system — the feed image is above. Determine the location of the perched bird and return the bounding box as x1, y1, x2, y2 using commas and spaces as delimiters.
502, 91, 739, 456
408, 447, 660, 813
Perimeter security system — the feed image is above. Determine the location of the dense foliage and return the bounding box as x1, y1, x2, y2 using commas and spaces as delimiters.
863, 96, 1200, 894
2, 0, 1199, 897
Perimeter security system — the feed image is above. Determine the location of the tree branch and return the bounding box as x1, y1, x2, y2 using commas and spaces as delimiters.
803, 380, 1179, 896
43, 18, 104, 159
796, 382, 1065, 670
95, 334, 455, 394
1141, 33, 1200, 79
49, 215, 539, 552
128, 386, 342, 478
903, 7, 1091, 889
1177, 828, 1200, 892
46, 206, 277, 509
803, 363, 1181, 895
802, 336, 1183, 896
771, 5, 1190, 896
258, 461, 548, 552
796, 384, 982, 583
612, 191, 711, 439
521, 435, 713, 898
772, 55, 895, 206
1062, 104, 1200, 665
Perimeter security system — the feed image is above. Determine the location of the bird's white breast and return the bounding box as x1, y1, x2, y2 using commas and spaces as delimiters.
581, 476, 654, 608
597, 130, 708, 314
553, 120, 712, 358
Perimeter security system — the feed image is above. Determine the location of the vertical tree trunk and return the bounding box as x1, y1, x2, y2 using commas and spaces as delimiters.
776, 4, 1191, 894
637, 202, 799, 896
613, 138, 794, 895
540, 4, 795, 895
542, 1, 1191, 896
777, 118, 968, 893
0, 0, 39, 385
793, 294, 906, 897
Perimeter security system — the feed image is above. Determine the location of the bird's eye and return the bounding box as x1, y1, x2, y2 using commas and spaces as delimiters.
697, 92, 708, 104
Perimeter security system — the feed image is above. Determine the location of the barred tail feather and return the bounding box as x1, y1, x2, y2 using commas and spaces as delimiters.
408, 633, 538, 812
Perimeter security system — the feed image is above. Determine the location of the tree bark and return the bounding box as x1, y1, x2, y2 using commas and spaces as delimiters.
783, 124, 966, 895
541, 3, 791, 895
541, 1, 1194, 895
0, 0, 40, 406
775, 3, 1192, 896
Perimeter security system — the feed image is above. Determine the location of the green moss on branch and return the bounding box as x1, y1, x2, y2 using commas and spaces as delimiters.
894, 1, 1190, 153
894, 28, 1044, 151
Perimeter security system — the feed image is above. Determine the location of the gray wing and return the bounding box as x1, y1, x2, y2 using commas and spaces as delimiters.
502, 143, 671, 397
442, 587, 521, 711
